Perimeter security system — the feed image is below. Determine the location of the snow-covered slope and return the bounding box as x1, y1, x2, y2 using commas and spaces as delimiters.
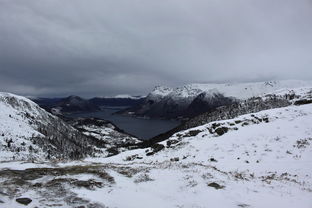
0, 92, 138, 161
122, 80, 312, 119
84, 103, 312, 208
0, 92, 48, 160
0, 95, 312, 207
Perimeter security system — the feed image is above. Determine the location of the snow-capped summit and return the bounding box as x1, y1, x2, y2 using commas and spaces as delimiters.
149, 86, 174, 97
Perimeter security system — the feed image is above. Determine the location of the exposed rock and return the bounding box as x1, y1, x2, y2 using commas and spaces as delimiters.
214, 127, 229, 136
207, 182, 225, 190
16, 197, 32, 205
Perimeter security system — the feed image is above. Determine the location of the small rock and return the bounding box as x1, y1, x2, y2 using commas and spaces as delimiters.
207, 182, 224, 190
170, 157, 179, 162
16, 198, 32, 205
214, 127, 229, 136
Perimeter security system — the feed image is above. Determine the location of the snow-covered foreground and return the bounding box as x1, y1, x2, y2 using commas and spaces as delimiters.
1, 103, 312, 207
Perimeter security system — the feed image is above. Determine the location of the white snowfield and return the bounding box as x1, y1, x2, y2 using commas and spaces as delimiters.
149, 80, 312, 100
73, 103, 312, 208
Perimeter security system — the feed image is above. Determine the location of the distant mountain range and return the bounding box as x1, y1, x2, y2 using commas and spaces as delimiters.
32, 95, 145, 114
119, 80, 312, 119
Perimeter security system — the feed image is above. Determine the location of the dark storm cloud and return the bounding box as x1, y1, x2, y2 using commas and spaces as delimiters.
0, 0, 312, 97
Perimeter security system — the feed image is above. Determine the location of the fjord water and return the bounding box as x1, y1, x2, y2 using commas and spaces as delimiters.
68, 108, 180, 140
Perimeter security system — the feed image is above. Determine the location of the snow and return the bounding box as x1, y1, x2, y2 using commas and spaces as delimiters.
0, 92, 48, 161
149, 80, 312, 100
261, 86, 312, 101
149, 86, 174, 97
0, 161, 52, 170
78, 103, 312, 208
1, 89, 312, 207
114, 94, 145, 99
96, 94, 145, 99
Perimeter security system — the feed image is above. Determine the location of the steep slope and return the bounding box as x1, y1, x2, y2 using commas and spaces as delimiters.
0, 92, 139, 161
121, 80, 312, 119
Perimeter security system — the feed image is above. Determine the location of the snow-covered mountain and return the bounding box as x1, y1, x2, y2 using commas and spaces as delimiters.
0, 92, 139, 161
121, 80, 312, 119
144, 86, 312, 145
150, 80, 312, 100
1, 92, 311, 207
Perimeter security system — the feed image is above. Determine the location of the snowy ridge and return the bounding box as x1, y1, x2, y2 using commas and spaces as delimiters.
261, 86, 312, 101
0, 92, 57, 160
149, 80, 312, 100
148, 86, 174, 99
124, 80, 312, 119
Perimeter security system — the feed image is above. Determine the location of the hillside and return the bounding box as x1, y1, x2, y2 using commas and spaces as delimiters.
0, 92, 139, 161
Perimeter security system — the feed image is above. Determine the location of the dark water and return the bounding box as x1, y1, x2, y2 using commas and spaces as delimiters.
68, 108, 180, 140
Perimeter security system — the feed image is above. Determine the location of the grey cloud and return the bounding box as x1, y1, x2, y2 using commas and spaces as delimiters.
0, 0, 311, 97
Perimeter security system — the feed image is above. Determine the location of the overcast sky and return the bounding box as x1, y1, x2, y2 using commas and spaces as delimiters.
0, 0, 311, 97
